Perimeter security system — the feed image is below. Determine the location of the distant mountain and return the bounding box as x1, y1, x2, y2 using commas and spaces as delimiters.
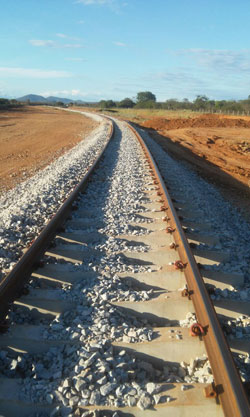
75, 100, 86, 105
46, 96, 73, 104
16, 94, 87, 105
17, 94, 48, 103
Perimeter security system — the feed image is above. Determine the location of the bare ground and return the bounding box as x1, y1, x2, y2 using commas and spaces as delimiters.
0, 106, 98, 193
139, 113, 250, 221
1, 107, 250, 221
142, 114, 250, 188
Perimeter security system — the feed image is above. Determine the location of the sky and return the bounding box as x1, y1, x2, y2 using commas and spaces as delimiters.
1, 0, 250, 102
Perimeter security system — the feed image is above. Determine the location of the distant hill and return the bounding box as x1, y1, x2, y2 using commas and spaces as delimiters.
74, 100, 87, 105
16, 94, 86, 105
17, 94, 48, 103
46, 96, 73, 104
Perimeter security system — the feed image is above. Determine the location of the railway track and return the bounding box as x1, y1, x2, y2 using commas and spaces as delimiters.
0, 115, 249, 417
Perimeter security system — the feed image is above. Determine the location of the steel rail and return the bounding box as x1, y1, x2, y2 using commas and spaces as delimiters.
0, 119, 114, 320
128, 122, 250, 417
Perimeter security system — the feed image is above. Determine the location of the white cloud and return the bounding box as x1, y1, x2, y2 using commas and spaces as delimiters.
29, 39, 57, 47
176, 49, 250, 74
0, 89, 7, 97
63, 43, 83, 48
56, 33, 67, 39
71, 89, 81, 96
0, 67, 71, 79
56, 33, 81, 41
29, 39, 83, 49
75, 0, 126, 12
113, 41, 126, 47
41, 89, 86, 98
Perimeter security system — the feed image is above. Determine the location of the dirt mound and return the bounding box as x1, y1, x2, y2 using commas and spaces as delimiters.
142, 114, 250, 131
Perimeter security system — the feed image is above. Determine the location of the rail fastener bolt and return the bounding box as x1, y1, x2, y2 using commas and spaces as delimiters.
163, 216, 170, 222
169, 242, 178, 249
190, 323, 206, 337
181, 288, 193, 299
174, 260, 186, 270
204, 383, 218, 398
166, 227, 175, 234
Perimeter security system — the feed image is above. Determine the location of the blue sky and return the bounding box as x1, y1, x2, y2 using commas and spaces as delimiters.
1, 0, 250, 101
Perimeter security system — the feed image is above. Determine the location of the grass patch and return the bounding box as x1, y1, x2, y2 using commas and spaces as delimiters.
95, 108, 203, 123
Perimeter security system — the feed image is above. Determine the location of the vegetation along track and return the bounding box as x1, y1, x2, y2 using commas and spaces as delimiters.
0, 114, 249, 417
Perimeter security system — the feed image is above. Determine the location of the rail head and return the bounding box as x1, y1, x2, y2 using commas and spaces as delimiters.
0, 117, 249, 416
128, 122, 250, 417
0, 119, 114, 318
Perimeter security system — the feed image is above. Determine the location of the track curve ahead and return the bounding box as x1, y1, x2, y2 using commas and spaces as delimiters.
0, 114, 248, 417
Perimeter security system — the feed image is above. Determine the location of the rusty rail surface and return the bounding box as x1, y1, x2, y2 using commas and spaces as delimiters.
0, 115, 249, 416
128, 123, 250, 417
0, 120, 114, 320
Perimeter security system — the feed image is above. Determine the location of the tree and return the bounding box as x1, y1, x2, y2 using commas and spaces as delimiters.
135, 100, 157, 109
99, 100, 107, 108
193, 95, 209, 110
118, 98, 135, 108
0, 98, 23, 110
165, 98, 179, 110
136, 91, 156, 103
99, 100, 116, 108
0, 98, 9, 106
215, 100, 226, 110
105, 100, 116, 108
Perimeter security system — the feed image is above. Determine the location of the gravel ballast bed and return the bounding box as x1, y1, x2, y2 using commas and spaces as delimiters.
2, 120, 213, 417
1, 116, 249, 416
0, 112, 110, 279
139, 127, 250, 381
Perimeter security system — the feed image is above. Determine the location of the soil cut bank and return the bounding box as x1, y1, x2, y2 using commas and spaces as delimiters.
137, 113, 250, 220
142, 114, 250, 189
0, 106, 98, 193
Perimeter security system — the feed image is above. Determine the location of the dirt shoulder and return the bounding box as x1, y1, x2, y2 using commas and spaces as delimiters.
142, 114, 250, 188
0, 106, 98, 193
138, 113, 250, 220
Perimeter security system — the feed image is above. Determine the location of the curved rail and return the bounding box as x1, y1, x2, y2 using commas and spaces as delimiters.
128, 122, 250, 417
0, 115, 248, 416
0, 119, 114, 320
